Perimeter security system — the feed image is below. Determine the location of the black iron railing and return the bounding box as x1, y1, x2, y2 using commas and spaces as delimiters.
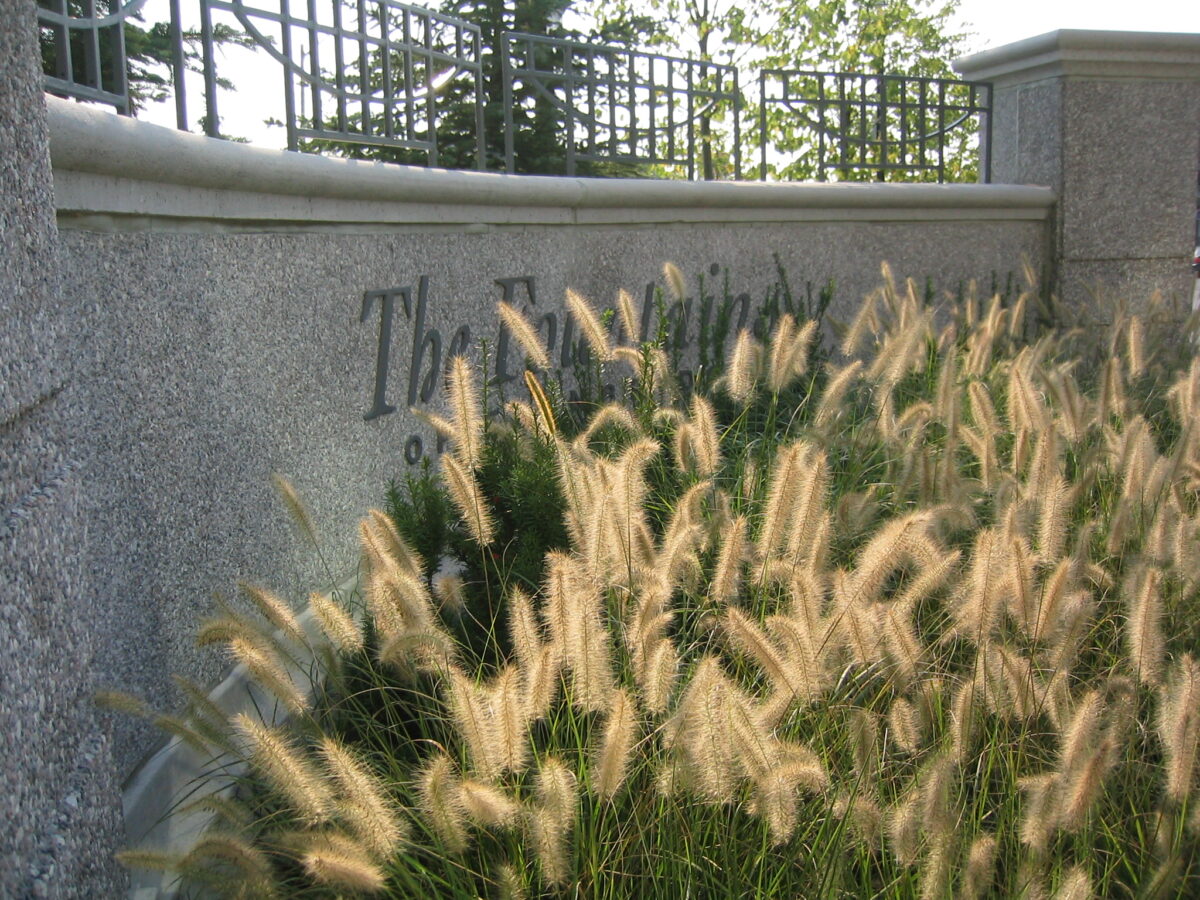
197, 0, 484, 166
37, 0, 991, 184
38, 0, 148, 114
500, 32, 740, 179
759, 70, 992, 183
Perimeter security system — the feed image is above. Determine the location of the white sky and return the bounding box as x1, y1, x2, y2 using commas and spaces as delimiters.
952, 0, 1195, 54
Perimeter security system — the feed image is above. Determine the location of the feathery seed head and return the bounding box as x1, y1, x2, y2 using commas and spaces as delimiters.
617, 287, 640, 341
446, 667, 503, 780
663, 262, 686, 301
433, 574, 465, 616
446, 355, 484, 470
963, 834, 997, 900
318, 737, 406, 857
708, 515, 749, 606
458, 779, 520, 828
1018, 772, 1059, 852
593, 688, 639, 798
271, 473, 318, 548
815, 359, 865, 431
1126, 565, 1165, 685
508, 587, 543, 668
888, 697, 922, 755
726, 329, 762, 405
689, 394, 721, 477
298, 831, 388, 893
239, 582, 304, 645
227, 636, 309, 715
441, 453, 496, 546
566, 288, 613, 362
1054, 865, 1093, 900
1158, 654, 1200, 803
233, 714, 331, 823
416, 753, 468, 853
887, 790, 923, 866
178, 833, 278, 896
641, 638, 680, 715
531, 757, 578, 886
497, 301, 550, 369
309, 591, 363, 654
524, 370, 557, 436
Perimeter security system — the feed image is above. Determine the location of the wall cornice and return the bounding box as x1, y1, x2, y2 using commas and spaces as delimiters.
955, 29, 1200, 87
47, 96, 1054, 232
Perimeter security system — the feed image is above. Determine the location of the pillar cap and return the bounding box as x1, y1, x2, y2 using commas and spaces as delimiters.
955, 29, 1200, 87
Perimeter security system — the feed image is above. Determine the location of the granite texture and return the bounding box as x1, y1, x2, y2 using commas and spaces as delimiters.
0, 0, 126, 894
1055, 256, 1199, 317
54, 218, 1047, 779
1060, 79, 1199, 263
1013, 81, 1064, 195
962, 34, 1200, 316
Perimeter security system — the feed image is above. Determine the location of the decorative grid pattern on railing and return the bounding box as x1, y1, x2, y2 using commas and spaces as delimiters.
37, 0, 147, 114
759, 70, 992, 183
36, 0, 992, 183
197, 0, 483, 167
500, 31, 740, 179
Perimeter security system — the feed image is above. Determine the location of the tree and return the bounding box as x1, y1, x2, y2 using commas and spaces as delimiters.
758, 0, 973, 181
39, 5, 251, 124
441, 0, 577, 172
587, 0, 769, 179
588, 0, 973, 182
296, 0, 584, 172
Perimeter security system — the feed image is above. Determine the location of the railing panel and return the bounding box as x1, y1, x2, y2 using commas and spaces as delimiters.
38, 0, 148, 114
197, 0, 483, 166
759, 70, 992, 183
501, 31, 740, 180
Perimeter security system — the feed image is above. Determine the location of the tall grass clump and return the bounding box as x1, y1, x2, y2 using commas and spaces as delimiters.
118, 267, 1200, 898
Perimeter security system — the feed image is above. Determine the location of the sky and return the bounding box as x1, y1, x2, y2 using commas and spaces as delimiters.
950, 0, 1195, 54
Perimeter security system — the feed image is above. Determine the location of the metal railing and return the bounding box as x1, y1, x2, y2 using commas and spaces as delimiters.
759, 70, 992, 183
38, 0, 148, 114
501, 32, 740, 179
36, 1, 991, 184
196, 0, 483, 166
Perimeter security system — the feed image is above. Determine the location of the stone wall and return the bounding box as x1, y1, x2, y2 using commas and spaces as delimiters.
0, 2, 125, 896
957, 30, 1200, 316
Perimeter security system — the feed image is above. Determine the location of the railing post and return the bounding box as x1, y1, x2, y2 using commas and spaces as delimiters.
501, 35, 515, 173
169, 0, 187, 130
200, 0, 219, 137
473, 31, 485, 170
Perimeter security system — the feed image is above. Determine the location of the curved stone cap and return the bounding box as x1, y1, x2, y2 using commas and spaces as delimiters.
47, 96, 1054, 231
955, 29, 1200, 86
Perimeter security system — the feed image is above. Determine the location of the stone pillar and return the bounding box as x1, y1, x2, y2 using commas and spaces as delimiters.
0, 0, 126, 895
957, 30, 1200, 317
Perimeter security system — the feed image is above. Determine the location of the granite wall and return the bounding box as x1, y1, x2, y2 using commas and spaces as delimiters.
957, 30, 1200, 317
55, 214, 1049, 782
0, 1, 125, 896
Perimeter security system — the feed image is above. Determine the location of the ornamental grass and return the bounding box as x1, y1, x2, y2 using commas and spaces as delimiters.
118, 264, 1200, 898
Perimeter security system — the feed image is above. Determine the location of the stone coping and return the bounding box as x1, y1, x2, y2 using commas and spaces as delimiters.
122, 579, 357, 899
46, 96, 1054, 231
955, 29, 1200, 86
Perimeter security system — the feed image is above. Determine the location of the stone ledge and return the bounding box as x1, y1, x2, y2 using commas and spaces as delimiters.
955, 29, 1200, 87
47, 96, 1055, 231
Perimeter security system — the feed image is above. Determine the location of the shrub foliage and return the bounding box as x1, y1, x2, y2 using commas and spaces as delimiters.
120, 265, 1200, 898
